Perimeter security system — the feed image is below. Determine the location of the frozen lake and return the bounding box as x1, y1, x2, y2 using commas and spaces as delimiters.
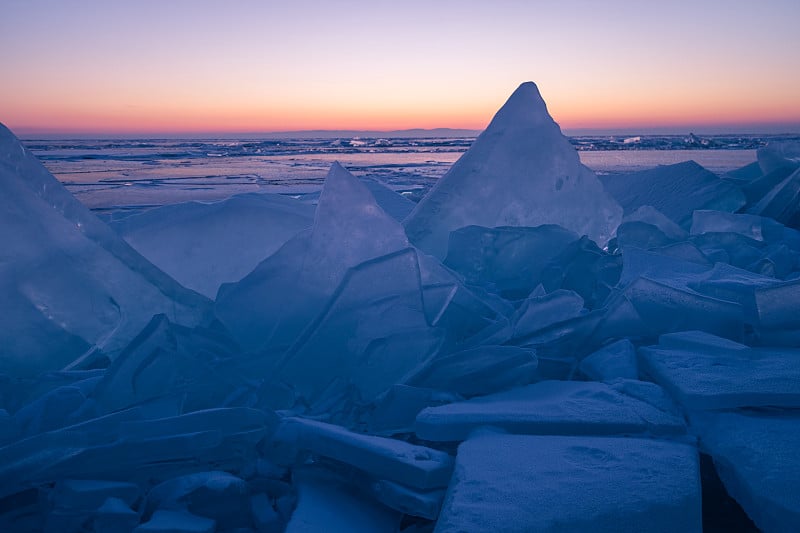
23, 137, 763, 212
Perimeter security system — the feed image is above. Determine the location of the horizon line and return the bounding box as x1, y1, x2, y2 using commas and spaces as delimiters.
13, 124, 800, 140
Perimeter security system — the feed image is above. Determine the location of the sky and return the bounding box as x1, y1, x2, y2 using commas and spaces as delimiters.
2, 0, 799, 136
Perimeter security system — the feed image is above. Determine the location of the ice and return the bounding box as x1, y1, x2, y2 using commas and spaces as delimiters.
599, 160, 746, 228
285, 469, 400, 533
92, 498, 140, 533
511, 289, 585, 340
757, 140, 800, 174
366, 385, 459, 436
368, 479, 445, 520
624, 206, 689, 241
435, 432, 701, 533
272, 248, 444, 406
112, 192, 314, 298
272, 417, 454, 490
408, 345, 537, 398
90, 314, 242, 414
361, 176, 416, 221
415, 380, 685, 442
143, 472, 250, 530
578, 339, 638, 381
404, 82, 622, 259
748, 167, 800, 227
692, 410, 800, 533
693, 210, 773, 242
0, 407, 275, 497
639, 335, 800, 410
50, 479, 140, 510
442, 224, 580, 300
215, 162, 412, 352
753, 278, 800, 329
134, 510, 215, 533
0, 123, 210, 376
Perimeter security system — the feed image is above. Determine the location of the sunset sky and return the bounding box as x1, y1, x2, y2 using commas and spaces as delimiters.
2, 0, 799, 136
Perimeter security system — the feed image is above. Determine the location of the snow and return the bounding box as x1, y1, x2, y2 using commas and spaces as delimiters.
273, 417, 454, 490
404, 82, 622, 259
639, 334, 800, 410
435, 432, 701, 533
692, 410, 800, 533
415, 380, 685, 441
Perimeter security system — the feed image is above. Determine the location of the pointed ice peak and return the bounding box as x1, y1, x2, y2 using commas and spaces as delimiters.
404, 82, 622, 258
309, 162, 410, 285
487, 81, 555, 132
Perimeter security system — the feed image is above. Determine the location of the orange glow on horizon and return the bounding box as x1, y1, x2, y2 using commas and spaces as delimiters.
7, 93, 800, 136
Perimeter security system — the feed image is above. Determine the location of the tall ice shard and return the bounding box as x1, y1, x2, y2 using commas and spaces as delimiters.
404, 82, 622, 258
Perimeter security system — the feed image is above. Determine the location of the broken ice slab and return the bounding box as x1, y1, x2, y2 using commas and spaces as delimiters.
749, 168, 800, 228
368, 478, 445, 520
511, 289, 585, 340
134, 510, 215, 533
691, 210, 800, 248
45, 481, 141, 533
91, 497, 140, 533
112, 192, 315, 298
623, 205, 688, 240
215, 162, 412, 352
91, 314, 242, 414
578, 339, 638, 382
442, 224, 580, 300
691, 410, 800, 533
143, 472, 250, 531
0, 407, 275, 497
414, 380, 685, 442
0, 123, 210, 377
753, 277, 800, 330
610, 276, 745, 340
285, 469, 400, 533
408, 345, 537, 398
614, 220, 676, 250
274, 248, 443, 405
272, 417, 454, 490
599, 160, 745, 228
50, 479, 140, 510
366, 385, 460, 436
361, 176, 416, 222
405, 82, 622, 259
639, 336, 800, 410
757, 140, 800, 174
435, 432, 701, 533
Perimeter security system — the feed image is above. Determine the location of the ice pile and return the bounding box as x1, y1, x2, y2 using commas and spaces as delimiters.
2, 82, 800, 531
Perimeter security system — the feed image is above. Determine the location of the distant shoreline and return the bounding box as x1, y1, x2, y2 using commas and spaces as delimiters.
16, 127, 800, 141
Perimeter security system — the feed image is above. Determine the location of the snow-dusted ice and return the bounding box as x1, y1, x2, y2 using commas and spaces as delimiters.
435, 432, 701, 533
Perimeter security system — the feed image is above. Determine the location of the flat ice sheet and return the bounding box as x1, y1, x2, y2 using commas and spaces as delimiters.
692, 410, 800, 533
415, 380, 685, 442
639, 340, 800, 410
435, 432, 701, 533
